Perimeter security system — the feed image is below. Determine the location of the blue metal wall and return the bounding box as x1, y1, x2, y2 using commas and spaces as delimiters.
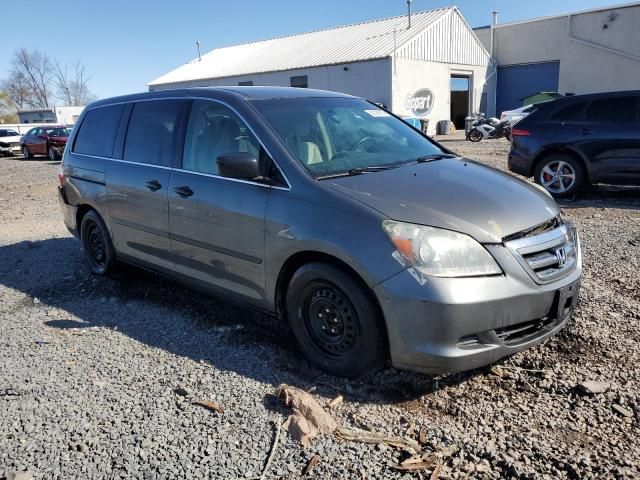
496, 61, 560, 115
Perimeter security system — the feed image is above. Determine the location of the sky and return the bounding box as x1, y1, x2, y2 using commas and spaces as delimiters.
0, 0, 630, 103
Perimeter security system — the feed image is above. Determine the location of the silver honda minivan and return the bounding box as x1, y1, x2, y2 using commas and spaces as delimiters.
58, 87, 581, 377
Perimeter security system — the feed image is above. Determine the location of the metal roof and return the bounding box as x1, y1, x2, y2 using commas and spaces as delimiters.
487, 1, 640, 29
149, 7, 483, 88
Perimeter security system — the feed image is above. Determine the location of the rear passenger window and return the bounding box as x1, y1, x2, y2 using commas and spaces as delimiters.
550, 102, 587, 121
124, 100, 185, 167
585, 97, 636, 123
182, 100, 260, 175
73, 105, 123, 157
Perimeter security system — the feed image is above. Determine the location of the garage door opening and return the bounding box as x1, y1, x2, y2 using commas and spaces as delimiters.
451, 75, 470, 129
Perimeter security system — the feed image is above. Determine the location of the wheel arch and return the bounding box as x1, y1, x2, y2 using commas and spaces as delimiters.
274, 250, 391, 360
531, 146, 590, 181
75, 203, 110, 235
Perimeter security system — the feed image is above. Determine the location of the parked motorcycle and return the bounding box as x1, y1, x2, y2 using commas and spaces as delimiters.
467, 114, 512, 142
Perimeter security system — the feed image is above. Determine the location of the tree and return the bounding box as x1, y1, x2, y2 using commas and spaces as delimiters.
53, 60, 97, 106
1, 73, 31, 110
2, 48, 97, 110
10, 48, 53, 108
0, 90, 19, 123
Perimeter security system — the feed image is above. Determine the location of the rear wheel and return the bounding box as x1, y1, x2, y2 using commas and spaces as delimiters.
80, 210, 116, 275
534, 154, 585, 198
468, 129, 483, 142
285, 262, 386, 378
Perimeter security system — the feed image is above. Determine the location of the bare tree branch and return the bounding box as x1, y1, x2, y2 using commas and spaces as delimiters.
0, 90, 19, 123
2, 49, 97, 112
11, 48, 53, 108
2, 74, 31, 109
54, 59, 96, 105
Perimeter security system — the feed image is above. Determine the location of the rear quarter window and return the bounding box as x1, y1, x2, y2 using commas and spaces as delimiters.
549, 101, 588, 121
73, 104, 124, 157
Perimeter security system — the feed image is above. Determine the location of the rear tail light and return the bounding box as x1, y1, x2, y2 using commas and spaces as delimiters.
511, 128, 531, 136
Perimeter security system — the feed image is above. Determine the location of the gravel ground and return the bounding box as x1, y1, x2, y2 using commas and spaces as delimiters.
1, 143, 638, 479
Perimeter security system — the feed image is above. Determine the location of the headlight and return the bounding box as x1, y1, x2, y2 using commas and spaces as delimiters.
383, 220, 501, 277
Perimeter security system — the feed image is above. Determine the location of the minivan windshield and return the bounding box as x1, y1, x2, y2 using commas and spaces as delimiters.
252, 97, 447, 178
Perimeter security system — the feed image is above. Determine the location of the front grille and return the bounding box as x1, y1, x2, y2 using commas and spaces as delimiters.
505, 223, 578, 284
495, 317, 555, 345
456, 316, 559, 350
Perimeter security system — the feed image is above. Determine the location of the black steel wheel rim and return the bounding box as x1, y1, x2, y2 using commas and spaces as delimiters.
303, 283, 358, 357
86, 221, 106, 267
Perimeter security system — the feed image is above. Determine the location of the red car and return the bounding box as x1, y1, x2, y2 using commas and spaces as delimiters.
21, 126, 71, 160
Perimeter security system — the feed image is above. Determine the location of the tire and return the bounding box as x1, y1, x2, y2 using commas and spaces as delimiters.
48, 145, 58, 160
285, 262, 386, 378
80, 210, 116, 275
22, 145, 31, 160
468, 129, 483, 142
534, 153, 585, 198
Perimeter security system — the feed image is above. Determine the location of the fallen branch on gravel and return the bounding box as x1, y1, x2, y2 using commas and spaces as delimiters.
303, 454, 321, 476
174, 386, 224, 414
275, 384, 424, 455
392, 445, 458, 472
334, 427, 420, 454
260, 416, 282, 480
327, 394, 343, 409
192, 399, 224, 414
430, 461, 443, 479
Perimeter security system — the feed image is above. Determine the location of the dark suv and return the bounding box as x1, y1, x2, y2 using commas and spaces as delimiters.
508, 91, 640, 197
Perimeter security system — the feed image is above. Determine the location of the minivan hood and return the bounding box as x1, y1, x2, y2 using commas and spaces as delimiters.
49, 136, 68, 144
325, 158, 560, 243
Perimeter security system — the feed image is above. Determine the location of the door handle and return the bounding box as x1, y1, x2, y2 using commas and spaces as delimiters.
144, 180, 162, 192
174, 186, 194, 198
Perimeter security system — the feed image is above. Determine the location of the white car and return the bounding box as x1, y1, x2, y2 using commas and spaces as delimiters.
500, 105, 535, 124
0, 129, 23, 156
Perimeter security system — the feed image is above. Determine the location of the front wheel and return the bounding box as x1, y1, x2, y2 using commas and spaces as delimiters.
48, 145, 58, 160
22, 145, 31, 160
468, 129, 483, 142
80, 210, 116, 275
534, 154, 585, 198
285, 263, 386, 378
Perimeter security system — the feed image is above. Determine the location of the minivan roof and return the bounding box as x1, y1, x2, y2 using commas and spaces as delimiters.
87, 86, 355, 109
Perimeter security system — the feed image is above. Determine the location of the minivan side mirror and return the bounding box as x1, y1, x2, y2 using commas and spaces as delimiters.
217, 152, 261, 180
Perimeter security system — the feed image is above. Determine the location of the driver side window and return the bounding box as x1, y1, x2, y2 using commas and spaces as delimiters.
182, 100, 260, 175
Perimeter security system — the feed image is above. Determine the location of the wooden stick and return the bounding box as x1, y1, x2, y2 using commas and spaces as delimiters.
260, 416, 282, 480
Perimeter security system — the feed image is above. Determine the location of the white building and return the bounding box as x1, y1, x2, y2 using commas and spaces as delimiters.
474, 2, 640, 115
149, 7, 494, 134
18, 106, 85, 125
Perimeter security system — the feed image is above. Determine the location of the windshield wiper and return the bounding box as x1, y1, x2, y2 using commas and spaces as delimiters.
347, 166, 392, 175
415, 153, 458, 163
316, 165, 393, 180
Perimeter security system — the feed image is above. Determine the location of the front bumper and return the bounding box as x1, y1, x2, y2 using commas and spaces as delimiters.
374, 237, 581, 374
0, 143, 20, 155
